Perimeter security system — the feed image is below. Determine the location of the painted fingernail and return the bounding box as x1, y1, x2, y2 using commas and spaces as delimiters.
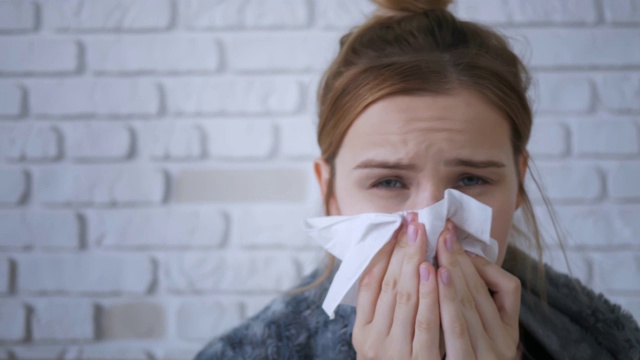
408, 223, 418, 244
419, 263, 430, 282
440, 268, 450, 285
445, 230, 454, 252
465, 250, 477, 258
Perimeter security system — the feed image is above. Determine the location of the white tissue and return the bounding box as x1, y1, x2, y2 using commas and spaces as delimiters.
304, 189, 499, 318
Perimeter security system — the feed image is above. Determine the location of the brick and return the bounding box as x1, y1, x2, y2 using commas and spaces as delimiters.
552, 205, 640, 247
574, 121, 638, 155
243, 295, 276, 319
455, 0, 509, 24
598, 74, 640, 112
32, 300, 94, 341
542, 250, 591, 285
535, 75, 593, 113
279, 118, 320, 158
11, 346, 71, 360
0, 258, 10, 293
613, 297, 640, 326
0, 1, 36, 32
202, 120, 275, 159
293, 249, 326, 279
137, 122, 204, 160
0, 123, 60, 161
60, 122, 131, 160
98, 302, 165, 340
164, 78, 302, 115
0, 39, 78, 74
78, 347, 150, 360
530, 164, 602, 202
603, 0, 640, 23
0, 301, 25, 341
176, 300, 242, 341
17, 254, 153, 294
526, 122, 569, 158
316, 0, 376, 29
592, 253, 640, 292
0, 83, 22, 117
225, 34, 337, 72
524, 29, 640, 68
158, 347, 201, 360
88, 36, 221, 74
86, 208, 226, 248
608, 162, 640, 199
44, 0, 171, 31
163, 252, 299, 293
0, 210, 79, 249
508, 0, 598, 24
181, 0, 310, 29
0, 168, 26, 205
232, 205, 319, 248
33, 166, 166, 206
29, 79, 159, 117
173, 168, 308, 203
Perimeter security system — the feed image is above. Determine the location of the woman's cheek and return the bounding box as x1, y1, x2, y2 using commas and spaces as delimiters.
490, 205, 515, 265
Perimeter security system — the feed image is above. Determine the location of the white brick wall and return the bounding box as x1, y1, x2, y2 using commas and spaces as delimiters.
0, 0, 639, 358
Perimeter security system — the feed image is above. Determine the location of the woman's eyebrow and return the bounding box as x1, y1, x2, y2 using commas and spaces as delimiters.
353, 159, 417, 171
444, 158, 506, 168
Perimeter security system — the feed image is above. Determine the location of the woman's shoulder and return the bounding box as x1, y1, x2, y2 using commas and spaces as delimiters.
505, 246, 640, 359
193, 265, 357, 360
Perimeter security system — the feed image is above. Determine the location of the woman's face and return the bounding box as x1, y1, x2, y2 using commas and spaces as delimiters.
314, 88, 527, 265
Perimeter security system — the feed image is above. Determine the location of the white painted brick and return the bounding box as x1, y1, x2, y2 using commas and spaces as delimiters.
0, 83, 22, 117
181, 0, 309, 29
524, 29, 640, 68
243, 295, 275, 319
608, 162, 640, 200
534, 75, 593, 113
0, 123, 59, 161
86, 208, 226, 248
530, 164, 602, 202
163, 252, 299, 293
232, 205, 319, 248
88, 36, 221, 74
202, 120, 274, 159
556, 206, 640, 247
316, 0, 376, 29
574, 121, 639, 155
17, 254, 153, 294
60, 122, 131, 160
176, 300, 243, 341
293, 249, 326, 278
0, 300, 25, 341
592, 253, 640, 292
0, 168, 26, 205
508, 0, 598, 24
32, 299, 94, 341
279, 118, 320, 158
33, 166, 166, 205
98, 301, 165, 340
613, 297, 640, 325
455, 0, 509, 24
137, 122, 204, 160
542, 250, 591, 285
0, 210, 79, 249
158, 347, 201, 360
10, 346, 72, 360
0, 39, 77, 74
44, 0, 171, 31
0, 258, 10, 293
164, 78, 302, 115
603, 0, 640, 24
78, 347, 149, 360
29, 79, 159, 117
0, 1, 36, 32
598, 74, 640, 112
527, 122, 569, 158
226, 34, 337, 72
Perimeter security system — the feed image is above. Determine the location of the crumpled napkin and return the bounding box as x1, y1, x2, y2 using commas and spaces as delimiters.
304, 189, 499, 318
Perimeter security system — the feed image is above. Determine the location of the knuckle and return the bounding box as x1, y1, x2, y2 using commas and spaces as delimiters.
449, 318, 468, 340
396, 289, 414, 305
460, 293, 476, 311
380, 277, 398, 294
415, 317, 437, 333
506, 275, 521, 293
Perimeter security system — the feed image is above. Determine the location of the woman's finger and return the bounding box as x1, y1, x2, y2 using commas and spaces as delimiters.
412, 260, 441, 358
468, 252, 522, 330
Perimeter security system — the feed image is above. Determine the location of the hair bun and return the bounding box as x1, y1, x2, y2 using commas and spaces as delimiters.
373, 0, 452, 14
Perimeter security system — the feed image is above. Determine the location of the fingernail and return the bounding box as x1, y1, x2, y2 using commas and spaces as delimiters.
419, 263, 430, 282
465, 250, 477, 258
440, 268, 450, 285
408, 223, 418, 244
445, 230, 454, 252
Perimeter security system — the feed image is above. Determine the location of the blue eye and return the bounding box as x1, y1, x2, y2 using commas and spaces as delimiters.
457, 175, 486, 187
374, 178, 406, 189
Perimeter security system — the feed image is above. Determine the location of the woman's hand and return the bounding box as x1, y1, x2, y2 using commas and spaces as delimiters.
352, 212, 442, 359
436, 222, 521, 359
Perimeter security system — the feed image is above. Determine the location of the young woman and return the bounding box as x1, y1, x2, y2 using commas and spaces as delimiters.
195, 0, 640, 358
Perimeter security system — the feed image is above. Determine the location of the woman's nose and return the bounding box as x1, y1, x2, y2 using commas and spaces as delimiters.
413, 187, 446, 209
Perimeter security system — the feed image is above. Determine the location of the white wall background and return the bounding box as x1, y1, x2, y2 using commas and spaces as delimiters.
0, 0, 639, 359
